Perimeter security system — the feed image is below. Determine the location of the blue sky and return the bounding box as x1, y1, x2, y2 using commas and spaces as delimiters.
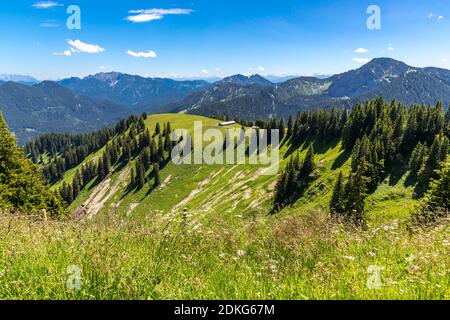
0, 0, 449, 80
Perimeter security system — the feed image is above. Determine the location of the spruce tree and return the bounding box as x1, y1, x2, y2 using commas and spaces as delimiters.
279, 118, 286, 140
157, 135, 164, 161
412, 162, 450, 224
102, 151, 111, 178
130, 167, 136, 187
136, 162, 145, 189
155, 123, 161, 136
425, 134, 443, 178
343, 167, 367, 223
425, 162, 450, 211
153, 163, 161, 188
438, 135, 448, 163
287, 115, 293, 137
409, 142, 427, 175
300, 144, 315, 178
330, 171, 344, 215
0, 113, 62, 214
274, 171, 287, 207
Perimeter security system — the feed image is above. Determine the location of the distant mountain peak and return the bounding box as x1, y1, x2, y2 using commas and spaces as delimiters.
58, 72, 210, 113
0, 74, 39, 84
365, 57, 410, 70
218, 74, 272, 86
88, 72, 124, 82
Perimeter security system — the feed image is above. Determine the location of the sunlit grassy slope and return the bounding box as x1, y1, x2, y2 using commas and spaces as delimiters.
1, 114, 446, 300
62, 113, 419, 226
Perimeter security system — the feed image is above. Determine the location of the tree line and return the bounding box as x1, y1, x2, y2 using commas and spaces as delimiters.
58, 117, 173, 205
25, 115, 144, 183
265, 98, 449, 222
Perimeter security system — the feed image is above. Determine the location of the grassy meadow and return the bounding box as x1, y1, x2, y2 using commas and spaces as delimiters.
0, 210, 448, 299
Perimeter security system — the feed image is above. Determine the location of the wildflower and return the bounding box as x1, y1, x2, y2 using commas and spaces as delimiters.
237, 250, 245, 257
343, 256, 355, 261
408, 264, 421, 274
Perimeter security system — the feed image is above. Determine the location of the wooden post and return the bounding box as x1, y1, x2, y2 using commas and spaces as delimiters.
42, 209, 48, 224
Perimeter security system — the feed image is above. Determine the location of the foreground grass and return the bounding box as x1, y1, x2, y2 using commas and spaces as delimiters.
0, 210, 448, 300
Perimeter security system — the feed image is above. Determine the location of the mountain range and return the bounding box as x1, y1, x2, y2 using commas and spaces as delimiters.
168, 58, 450, 119
58, 72, 209, 113
0, 74, 39, 85
1, 57, 450, 143
0, 81, 129, 142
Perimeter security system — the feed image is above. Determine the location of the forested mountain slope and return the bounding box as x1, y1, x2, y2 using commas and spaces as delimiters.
166, 58, 450, 120
59, 72, 209, 113
24, 98, 449, 227
0, 81, 129, 143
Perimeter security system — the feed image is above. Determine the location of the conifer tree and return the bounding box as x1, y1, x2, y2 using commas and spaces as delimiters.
300, 144, 315, 178
424, 162, 450, 211
153, 163, 161, 188
330, 171, 344, 215
136, 162, 145, 189
155, 123, 161, 136
425, 134, 444, 178
274, 171, 287, 207
0, 112, 62, 214
279, 118, 286, 140
439, 135, 448, 163
409, 142, 428, 175
412, 162, 450, 225
157, 135, 164, 161
343, 167, 367, 223
130, 167, 136, 187
287, 115, 293, 137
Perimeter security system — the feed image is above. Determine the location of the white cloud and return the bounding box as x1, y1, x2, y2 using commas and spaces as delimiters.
352, 57, 370, 63
126, 8, 194, 23
257, 66, 265, 72
428, 13, 444, 21
388, 44, 395, 51
100, 66, 106, 70
53, 50, 72, 57
32, 1, 62, 9
202, 69, 209, 75
354, 48, 369, 54
67, 39, 105, 54
215, 67, 221, 71
127, 50, 157, 58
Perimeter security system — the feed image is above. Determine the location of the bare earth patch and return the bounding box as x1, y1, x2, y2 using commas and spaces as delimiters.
74, 168, 130, 220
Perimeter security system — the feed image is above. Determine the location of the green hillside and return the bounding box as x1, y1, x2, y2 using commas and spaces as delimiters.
1, 102, 449, 299
53, 113, 416, 226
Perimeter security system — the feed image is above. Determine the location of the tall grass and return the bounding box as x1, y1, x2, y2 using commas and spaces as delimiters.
0, 210, 448, 300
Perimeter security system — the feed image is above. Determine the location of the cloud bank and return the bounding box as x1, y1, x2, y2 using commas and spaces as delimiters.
126, 8, 193, 23
127, 50, 157, 58
32, 1, 62, 9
